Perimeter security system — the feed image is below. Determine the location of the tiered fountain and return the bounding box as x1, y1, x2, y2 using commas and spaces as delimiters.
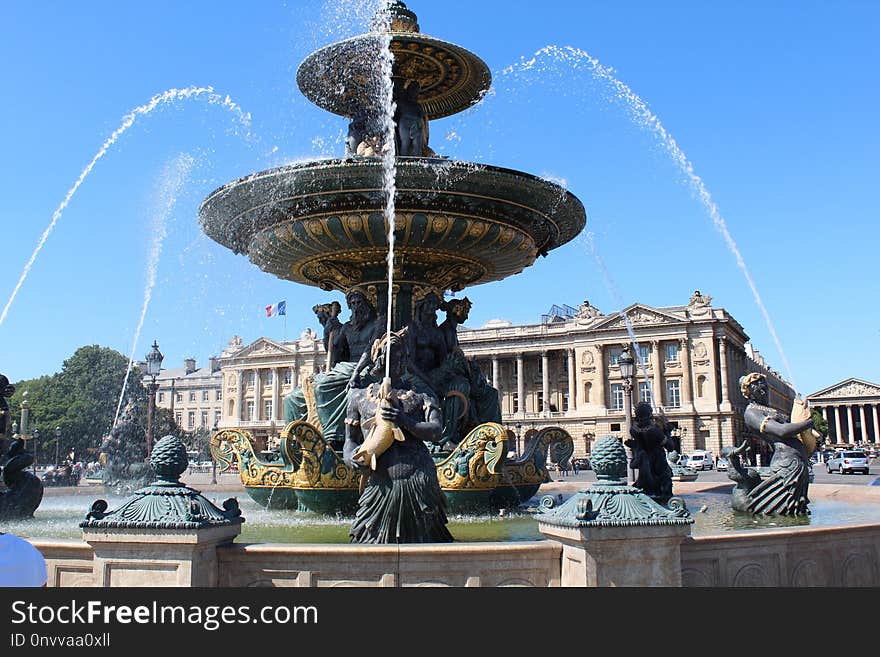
201, 1, 584, 514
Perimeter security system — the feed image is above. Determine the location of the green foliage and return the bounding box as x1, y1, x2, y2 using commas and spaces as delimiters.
811, 408, 829, 437
7, 345, 150, 463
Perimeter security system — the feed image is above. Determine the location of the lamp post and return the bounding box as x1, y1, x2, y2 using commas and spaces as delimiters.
144, 340, 164, 460
618, 344, 636, 483
211, 424, 218, 484
32, 427, 40, 473
55, 426, 62, 466
515, 422, 522, 454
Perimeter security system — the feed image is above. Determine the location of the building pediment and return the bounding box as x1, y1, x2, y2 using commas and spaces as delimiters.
233, 337, 295, 359
590, 304, 685, 331
808, 378, 880, 401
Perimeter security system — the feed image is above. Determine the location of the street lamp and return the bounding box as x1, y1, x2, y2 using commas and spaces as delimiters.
55, 426, 62, 466
211, 424, 218, 484
32, 427, 39, 473
618, 344, 636, 483
515, 422, 522, 454
144, 340, 164, 460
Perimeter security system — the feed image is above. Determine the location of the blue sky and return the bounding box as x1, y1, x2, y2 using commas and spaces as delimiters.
1, 0, 877, 397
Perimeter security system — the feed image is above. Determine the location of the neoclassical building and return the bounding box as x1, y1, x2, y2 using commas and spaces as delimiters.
212, 291, 795, 457
806, 378, 880, 446
144, 356, 224, 432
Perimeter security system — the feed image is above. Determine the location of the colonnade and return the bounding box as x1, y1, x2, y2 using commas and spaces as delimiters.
814, 403, 880, 444
234, 365, 297, 423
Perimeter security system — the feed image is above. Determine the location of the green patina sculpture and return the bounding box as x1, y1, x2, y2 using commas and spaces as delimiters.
82, 434, 243, 530
539, 436, 693, 529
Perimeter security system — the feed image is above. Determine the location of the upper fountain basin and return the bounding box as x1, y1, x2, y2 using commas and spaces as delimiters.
199, 157, 586, 293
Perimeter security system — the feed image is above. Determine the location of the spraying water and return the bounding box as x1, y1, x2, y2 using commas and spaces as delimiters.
501, 46, 796, 390
582, 231, 654, 406
112, 153, 198, 427
0, 87, 252, 328
373, 2, 398, 380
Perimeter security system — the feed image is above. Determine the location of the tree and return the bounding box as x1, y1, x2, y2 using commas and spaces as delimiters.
811, 408, 829, 438
7, 345, 148, 463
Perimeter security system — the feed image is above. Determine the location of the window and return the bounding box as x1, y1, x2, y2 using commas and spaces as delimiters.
175, 413, 182, 427
639, 381, 652, 404
176, 393, 183, 403
610, 423, 621, 432
512, 392, 519, 413
536, 392, 544, 413
157, 392, 165, 403
201, 411, 208, 427
202, 390, 209, 402
562, 392, 569, 412
189, 392, 196, 402
609, 348, 622, 366
216, 389, 222, 401
666, 343, 679, 363
214, 410, 222, 426
667, 380, 681, 408
284, 370, 292, 385
246, 401, 255, 421
187, 411, 195, 430
264, 400, 273, 421
637, 344, 650, 364
584, 382, 592, 404
266, 371, 274, 385
611, 384, 625, 411
248, 372, 256, 387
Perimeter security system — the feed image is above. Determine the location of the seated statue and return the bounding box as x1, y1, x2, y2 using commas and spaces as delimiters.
624, 402, 673, 502
0, 439, 44, 520
343, 329, 452, 543
733, 372, 815, 515
284, 288, 383, 448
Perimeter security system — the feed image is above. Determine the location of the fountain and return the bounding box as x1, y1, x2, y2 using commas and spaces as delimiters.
202, 0, 582, 515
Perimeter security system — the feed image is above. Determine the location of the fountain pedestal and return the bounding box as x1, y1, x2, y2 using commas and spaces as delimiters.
81, 435, 243, 587
537, 436, 693, 587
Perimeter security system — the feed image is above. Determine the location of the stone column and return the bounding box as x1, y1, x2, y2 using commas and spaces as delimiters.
873, 405, 879, 444
650, 340, 662, 409
679, 337, 694, 411
272, 367, 280, 421
236, 370, 245, 422
847, 405, 855, 443
859, 404, 867, 443
718, 337, 731, 411
834, 405, 842, 443
517, 354, 525, 416
255, 370, 264, 421
291, 354, 299, 388
567, 349, 576, 414
595, 345, 606, 411
492, 356, 500, 391
542, 351, 550, 416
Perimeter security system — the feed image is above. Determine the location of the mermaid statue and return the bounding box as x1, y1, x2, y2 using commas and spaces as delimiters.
732, 372, 816, 516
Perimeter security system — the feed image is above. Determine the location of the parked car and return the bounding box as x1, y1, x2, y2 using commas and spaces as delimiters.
715, 456, 729, 472
826, 450, 870, 475
688, 450, 715, 471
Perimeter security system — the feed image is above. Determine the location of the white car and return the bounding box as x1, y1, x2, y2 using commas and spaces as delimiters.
826, 450, 870, 475
688, 450, 715, 471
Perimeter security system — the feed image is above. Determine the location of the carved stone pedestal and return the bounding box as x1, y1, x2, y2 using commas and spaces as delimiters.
537, 435, 693, 587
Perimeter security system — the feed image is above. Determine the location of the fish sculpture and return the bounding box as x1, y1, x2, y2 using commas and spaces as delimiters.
352, 377, 406, 470
791, 397, 822, 456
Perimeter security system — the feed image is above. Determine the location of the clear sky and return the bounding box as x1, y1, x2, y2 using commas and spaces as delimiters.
1, 0, 877, 397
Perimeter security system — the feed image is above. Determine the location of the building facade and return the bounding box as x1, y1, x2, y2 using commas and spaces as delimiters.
144, 356, 224, 433
212, 291, 795, 456
806, 378, 880, 446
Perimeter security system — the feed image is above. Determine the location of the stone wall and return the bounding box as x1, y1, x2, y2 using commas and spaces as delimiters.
680, 524, 880, 586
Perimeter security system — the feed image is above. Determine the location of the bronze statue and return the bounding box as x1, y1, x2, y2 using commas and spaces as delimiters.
344, 329, 452, 543
731, 372, 815, 515
722, 442, 762, 513
624, 402, 673, 502
0, 374, 15, 457
393, 79, 429, 156
0, 439, 44, 520
284, 288, 383, 447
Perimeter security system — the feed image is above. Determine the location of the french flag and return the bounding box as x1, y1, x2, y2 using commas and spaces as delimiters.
265, 300, 286, 317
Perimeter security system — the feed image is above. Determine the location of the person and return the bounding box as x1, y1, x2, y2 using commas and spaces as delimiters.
738, 372, 815, 515
624, 402, 673, 502
573, 459, 580, 475
0, 532, 47, 587
344, 329, 452, 543
284, 288, 383, 447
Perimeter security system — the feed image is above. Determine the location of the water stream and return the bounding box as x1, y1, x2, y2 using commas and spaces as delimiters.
0, 87, 252, 329
112, 153, 198, 427
498, 46, 796, 390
